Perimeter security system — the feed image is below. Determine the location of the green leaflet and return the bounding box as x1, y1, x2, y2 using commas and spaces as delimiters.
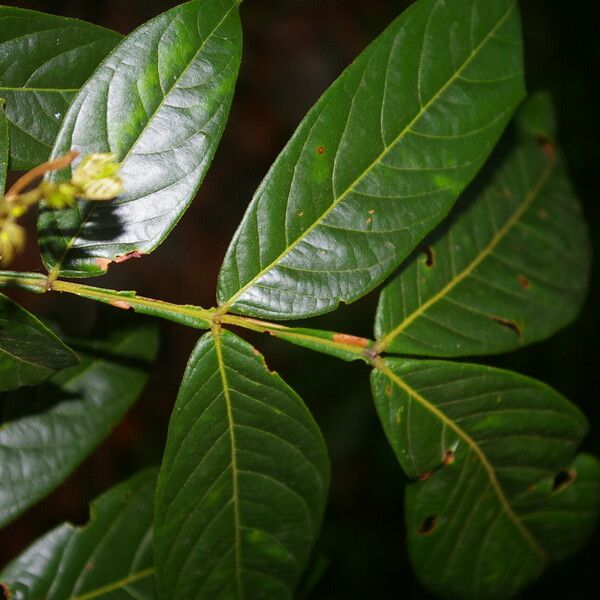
0, 469, 158, 600
0, 103, 7, 192
0, 292, 78, 392
154, 329, 330, 600
39, 0, 242, 278
217, 0, 525, 320
371, 359, 599, 599
0, 6, 122, 169
375, 94, 589, 356
0, 320, 158, 527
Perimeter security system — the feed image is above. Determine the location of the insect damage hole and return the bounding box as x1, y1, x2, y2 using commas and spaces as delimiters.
552, 469, 576, 492
418, 515, 438, 535
490, 316, 522, 338
422, 246, 435, 268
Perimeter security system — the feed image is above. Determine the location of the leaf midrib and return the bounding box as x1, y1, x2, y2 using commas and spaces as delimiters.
378, 360, 548, 563
220, 1, 518, 311
69, 567, 154, 600
49, 0, 240, 275
377, 149, 556, 352
213, 329, 243, 598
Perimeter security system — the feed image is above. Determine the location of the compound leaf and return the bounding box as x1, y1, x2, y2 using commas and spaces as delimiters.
217, 0, 524, 319
375, 93, 589, 356
0, 292, 78, 392
39, 0, 242, 278
371, 359, 599, 599
0, 320, 158, 527
154, 329, 329, 600
0, 6, 122, 169
0, 468, 157, 600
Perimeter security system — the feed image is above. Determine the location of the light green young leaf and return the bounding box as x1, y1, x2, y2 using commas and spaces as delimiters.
0, 469, 158, 600
0, 292, 78, 392
154, 329, 329, 600
371, 359, 599, 599
0, 320, 158, 527
375, 93, 589, 356
39, 0, 243, 278
0, 6, 122, 169
217, 0, 525, 320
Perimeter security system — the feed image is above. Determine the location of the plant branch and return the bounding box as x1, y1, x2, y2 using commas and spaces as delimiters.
0, 270, 379, 362
3, 150, 79, 200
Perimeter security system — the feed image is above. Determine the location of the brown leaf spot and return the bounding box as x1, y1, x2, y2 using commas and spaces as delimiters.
316, 146, 325, 155
542, 141, 555, 160
501, 188, 513, 199
418, 515, 437, 535
422, 246, 435, 268
490, 316, 522, 338
443, 449, 455, 465
332, 333, 369, 348
552, 469, 576, 492
368, 209, 376, 215
252, 348, 261, 357
518, 274, 531, 289
419, 471, 433, 481
385, 385, 393, 397
114, 250, 144, 264
110, 300, 132, 311
1, 583, 12, 600
95, 257, 112, 271
366, 217, 373, 225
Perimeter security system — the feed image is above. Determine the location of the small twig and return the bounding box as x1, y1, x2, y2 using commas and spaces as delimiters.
4, 150, 79, 200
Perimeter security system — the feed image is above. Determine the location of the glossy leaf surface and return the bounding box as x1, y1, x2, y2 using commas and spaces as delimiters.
154, 329, 329, 600
0, 469, 157, 600
0, 292, 78, 392
39, 0, 242, 277
0, 320, 158, 527
375, 94, 589, 356
217, 0, 524, 319
371, 359, 599, 599
0, 6, 122, 169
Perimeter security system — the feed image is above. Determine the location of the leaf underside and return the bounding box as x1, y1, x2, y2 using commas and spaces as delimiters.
0, 6, 122, 169
154, 329, 329, 600
0, 469, 158, 600
371, 359, 599, 599
217, 0, 525, 319
0, 293, 78, 392
39, 0, 242, 277
375, 94, 590, 356
0, 320, 158, 527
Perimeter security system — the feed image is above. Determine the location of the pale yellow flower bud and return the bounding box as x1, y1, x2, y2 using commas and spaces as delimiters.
71, 153, 124, 200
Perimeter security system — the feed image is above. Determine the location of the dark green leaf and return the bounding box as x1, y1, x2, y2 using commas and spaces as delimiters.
375, 94, 589, 356
0, 292, 78, 392
217, 0, 525, 320
0, 6, 122, 169
0, 468, 157, 600
371, 359, 599, 599
0, 103, 7, 192
38, 0, 243, 278
0, 320, 158, 527
154, 329, 329, 600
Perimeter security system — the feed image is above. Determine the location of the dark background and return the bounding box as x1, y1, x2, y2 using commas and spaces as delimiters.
1, 1, 598, 597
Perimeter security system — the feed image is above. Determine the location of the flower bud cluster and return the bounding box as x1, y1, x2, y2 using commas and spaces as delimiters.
0, 153, 123, 265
